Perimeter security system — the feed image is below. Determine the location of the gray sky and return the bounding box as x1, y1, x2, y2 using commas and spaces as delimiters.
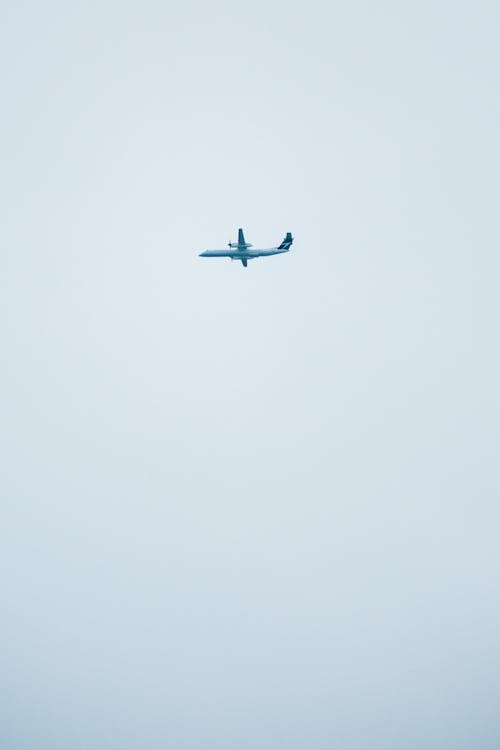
1, 1, 500, 748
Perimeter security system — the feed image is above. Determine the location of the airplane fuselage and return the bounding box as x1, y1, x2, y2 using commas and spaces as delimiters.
204, 247, 289, 260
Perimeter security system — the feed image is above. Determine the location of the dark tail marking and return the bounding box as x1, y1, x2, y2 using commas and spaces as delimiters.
278, 232, 293, 250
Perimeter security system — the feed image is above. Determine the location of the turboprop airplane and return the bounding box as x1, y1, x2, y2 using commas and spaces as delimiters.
199, 228, 293, 267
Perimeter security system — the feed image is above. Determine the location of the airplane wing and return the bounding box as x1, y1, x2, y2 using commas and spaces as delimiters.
238, 228, 246, 246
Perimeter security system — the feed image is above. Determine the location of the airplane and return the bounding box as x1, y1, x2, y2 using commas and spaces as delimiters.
199, 228, 293, 267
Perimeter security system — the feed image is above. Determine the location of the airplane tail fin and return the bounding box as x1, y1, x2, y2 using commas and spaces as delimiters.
278, 232, 293, 250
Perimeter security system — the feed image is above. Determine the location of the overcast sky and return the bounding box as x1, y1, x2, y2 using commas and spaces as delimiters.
1, 1, 500, 748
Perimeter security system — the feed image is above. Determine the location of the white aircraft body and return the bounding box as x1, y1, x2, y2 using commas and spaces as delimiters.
199, 228, 293, 268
